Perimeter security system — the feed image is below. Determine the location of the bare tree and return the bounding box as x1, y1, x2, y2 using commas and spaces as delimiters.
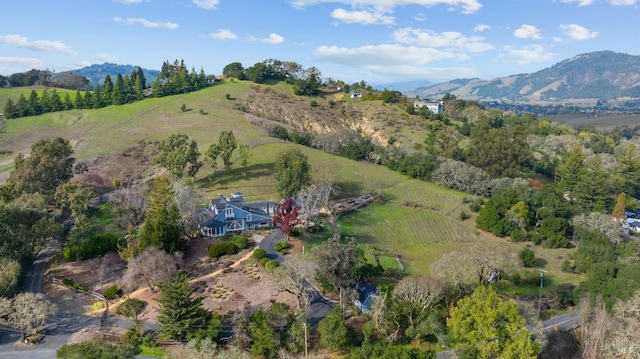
602, 290, 640, 357
393, 275, 446, 327
121, 247, 182, 293
6, 293, 56, 340
110, 185, 145, 229
89, 253, 123, 291
273, 255, 317, 310
230, 304, 252, 350
314, 235, 357, 310
173, 180, 203, 239
571, 212, 622, 244
297, 180, 334, 222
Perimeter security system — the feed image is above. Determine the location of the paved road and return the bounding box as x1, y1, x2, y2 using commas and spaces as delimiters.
258, 229, 335, 327
542, 310, 581, 335
258, 229, 287, 264
24, 245, 56, 293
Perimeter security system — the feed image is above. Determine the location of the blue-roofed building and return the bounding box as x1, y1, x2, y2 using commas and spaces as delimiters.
354, 283, 379, 313
194, 191, 275, 237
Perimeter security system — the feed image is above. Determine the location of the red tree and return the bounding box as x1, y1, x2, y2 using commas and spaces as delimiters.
273, 198, 301, 235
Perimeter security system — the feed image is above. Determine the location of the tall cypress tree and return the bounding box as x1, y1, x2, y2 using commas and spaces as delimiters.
156, 271, 207, 341
28, 90, 41, 115
135, 66, 146, 99
112, 73, 126, 105
102, 74, 113, 105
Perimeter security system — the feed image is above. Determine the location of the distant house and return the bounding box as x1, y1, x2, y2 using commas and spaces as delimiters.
354, 283, 379, 313
349, 91, 362, 98
194, 191, 275, 237
626, 218, 640, 232
414, 101, 444, 115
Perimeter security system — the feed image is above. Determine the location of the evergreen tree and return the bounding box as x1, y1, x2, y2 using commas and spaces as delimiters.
39, 90, 50, 113
49, 89, 63, 112
112, 73, 126, 105
91, 85, 101, 108
28, 89, 41, 115
63, 93, 73, 110
135, 67, 146, 99
102, 74, 113, 104
157, 271, 207, 341
138, 176, 183, 253
612, 192, 627, 223
15, 94, 28, 117
3, 98, 17, 119
74, 90, 84, 109
248, 308, 279, 359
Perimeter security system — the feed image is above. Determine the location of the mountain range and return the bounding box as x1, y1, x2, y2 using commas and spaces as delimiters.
405, 51, 640, 104
59, 63, 160, 87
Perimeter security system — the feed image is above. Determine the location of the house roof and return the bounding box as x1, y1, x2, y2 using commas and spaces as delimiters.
193, 207, 226, 228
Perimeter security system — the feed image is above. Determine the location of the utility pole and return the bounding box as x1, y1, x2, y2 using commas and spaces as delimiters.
537, 269, 547, 317
303, 322, 308, 358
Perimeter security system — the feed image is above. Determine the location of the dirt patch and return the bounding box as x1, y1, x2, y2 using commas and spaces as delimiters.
44, 234, 298, 322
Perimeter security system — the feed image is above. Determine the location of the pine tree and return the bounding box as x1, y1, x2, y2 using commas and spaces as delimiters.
156, 271, 207, 341
138, 176, 183, 253
28, 90, 40, 115
15, 94, 28, 117
102, 74, 113, 104
3, 98, 17, 119
74, 90, 84, 109
112, 73, 125, 105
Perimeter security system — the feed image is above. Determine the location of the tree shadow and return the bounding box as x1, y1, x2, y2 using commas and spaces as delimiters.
333, 181, 364, 198
535, 257, 549, 268
198, 163, 274, 189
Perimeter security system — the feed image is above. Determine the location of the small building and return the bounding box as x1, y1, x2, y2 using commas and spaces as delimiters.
349, 91, 362, 98
354, 284, 378, 313
414, 101, 444, 115
194, 191, 275, 237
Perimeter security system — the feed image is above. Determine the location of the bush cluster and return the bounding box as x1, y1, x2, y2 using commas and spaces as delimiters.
208, 242, 239, 258
274, 240, 290, 253
63, 232, 121, 262
103, 285, 123, 300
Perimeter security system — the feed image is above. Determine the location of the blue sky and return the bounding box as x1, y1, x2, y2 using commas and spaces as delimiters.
1, 0, 638, 84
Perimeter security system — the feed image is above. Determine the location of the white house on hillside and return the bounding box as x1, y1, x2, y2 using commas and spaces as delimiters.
414, 101, 444, 115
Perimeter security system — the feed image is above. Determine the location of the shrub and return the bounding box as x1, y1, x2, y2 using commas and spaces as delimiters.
225, 93, 231, 100
310, 100, 318, 107
561, 259, 573, 273
116, 298, 146, 318
469, 202, 482, 213
208, 242, 239, 258
264, 260, 279, 272
253, 248, 267, 260
259, 257, 271, 267
103, 285, 123, 300
520, 248, 537, 268
459, 211, 470, 221
92, 301, 105, 311
63, 233, 121, 262
274, 240, 290, 253
233, 235, 249, 249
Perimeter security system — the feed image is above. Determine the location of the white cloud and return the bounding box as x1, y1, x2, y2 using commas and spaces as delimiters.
330, 8, 395, 24
253, 33, 285, 44
559, 0, 594, 6
208, 29, 237, 40
608, 0, 636, 5
290, 0, 482, 14
0, 56, 43, 68
313, 44, 477, 80
560, 24, 598, 40
514, 24, 542, 39
113, 17, 179, 29
393, 28, 493, 53
495, 45, 554, 65
192, 0, 220, 9
0, 34, 76, 55
95, 53, 121, 62
473, 24, 490, 32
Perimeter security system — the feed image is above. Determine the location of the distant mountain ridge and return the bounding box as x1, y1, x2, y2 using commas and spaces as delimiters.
59, 63, 160, 87
406, 51, 640, 103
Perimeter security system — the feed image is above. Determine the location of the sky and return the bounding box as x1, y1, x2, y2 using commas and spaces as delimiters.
1, 0, 639, 85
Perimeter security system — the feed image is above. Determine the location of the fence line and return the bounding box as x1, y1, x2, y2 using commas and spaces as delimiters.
52, 277, 109, 327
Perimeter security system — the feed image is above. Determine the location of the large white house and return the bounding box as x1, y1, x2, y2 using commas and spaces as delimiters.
413, 101, 444, 115
193, 191, 275, 237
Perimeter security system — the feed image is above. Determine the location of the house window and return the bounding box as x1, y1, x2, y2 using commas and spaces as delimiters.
225, 207, 233, 218
247, 214, 252, 222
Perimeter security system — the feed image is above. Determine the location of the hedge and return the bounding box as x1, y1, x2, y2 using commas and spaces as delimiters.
208, 242, 239, 258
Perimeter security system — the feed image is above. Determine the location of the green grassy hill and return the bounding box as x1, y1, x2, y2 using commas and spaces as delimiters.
0, 80, 576, 280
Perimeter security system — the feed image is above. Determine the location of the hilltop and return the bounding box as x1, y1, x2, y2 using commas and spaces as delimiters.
407, 51, 640, 104
58, 63, 160, 87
